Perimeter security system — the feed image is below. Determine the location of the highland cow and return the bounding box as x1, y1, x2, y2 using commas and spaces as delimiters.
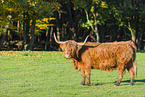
54, 33, 137, 86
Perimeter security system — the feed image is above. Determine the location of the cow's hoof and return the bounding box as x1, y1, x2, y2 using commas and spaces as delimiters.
80, 83, 85, 85
114, 81, 120, 86
114, 83, 120, 87
114, 85, 117, 87
129, 83, 134, 86
86, 83, 90, 86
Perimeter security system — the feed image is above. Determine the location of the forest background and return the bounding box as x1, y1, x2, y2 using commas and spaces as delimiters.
0, 0, 145, 51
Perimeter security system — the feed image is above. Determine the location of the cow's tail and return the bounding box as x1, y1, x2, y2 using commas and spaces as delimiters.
133, 51, 137, 77
133, 41, 137, 77
129, 53, 137, 77
130, 41, 137, 77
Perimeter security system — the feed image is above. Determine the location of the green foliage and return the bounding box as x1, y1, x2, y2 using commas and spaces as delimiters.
80, 0, 111, 29
0, 0, 145, 50
73, 0, 91, 10
36, 18, 55, 30
35, 17, 56, 35
82, 20, 94, 29
0, 51, 145, 96
0, 0, 60, 31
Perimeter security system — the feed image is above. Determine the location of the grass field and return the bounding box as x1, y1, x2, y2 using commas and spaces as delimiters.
0, 51, 145, 97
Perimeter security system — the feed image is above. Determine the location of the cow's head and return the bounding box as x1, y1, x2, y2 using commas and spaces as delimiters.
54, 33, 89, 59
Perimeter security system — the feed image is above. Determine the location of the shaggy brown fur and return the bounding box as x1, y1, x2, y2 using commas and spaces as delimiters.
111, 41, 137, 77
58, 41, 136, 86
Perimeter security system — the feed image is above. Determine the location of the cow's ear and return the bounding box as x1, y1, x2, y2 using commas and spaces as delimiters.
60, 44, 64, 50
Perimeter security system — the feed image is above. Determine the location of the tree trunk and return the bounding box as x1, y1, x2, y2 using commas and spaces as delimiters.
29, 19, 36, 50
45, 29, 49, 50
66, 1, 74, 39
74, 10, 78, 40
22, 11, 30, 50
17, 20, 20, 33
22, 11, 27, 50
0, 15, 11, 50
49, 27, 53, 50
56, 11, 62, 41
136, 32, 143, 50
95, 31, 100, 43
57, 26, 60, 41
127, 22, 136, 42
0, 34, 6, 50
93, 11, 99, 43
84, 9, 100, 43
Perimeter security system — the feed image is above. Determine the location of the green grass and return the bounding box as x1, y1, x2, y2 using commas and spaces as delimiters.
0, 51, 145, 97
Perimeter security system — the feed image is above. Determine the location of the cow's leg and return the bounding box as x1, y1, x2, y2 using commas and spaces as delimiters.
133, 60, 137, 77
80, 71, 86, 85
114, 72, 123, 86
127, 62, 134, 86
85, 69, 91, 86
114, 66, 125, 86
128, 67, 134, 86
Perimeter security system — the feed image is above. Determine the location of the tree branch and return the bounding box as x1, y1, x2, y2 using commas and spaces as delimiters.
84, 9, 95, 32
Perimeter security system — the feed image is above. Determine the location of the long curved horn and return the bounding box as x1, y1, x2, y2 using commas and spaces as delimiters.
77, 35, 89, 45
54, 33, 65, 44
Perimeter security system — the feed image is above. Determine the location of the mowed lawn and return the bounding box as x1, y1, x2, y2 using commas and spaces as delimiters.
0, 51, 145, 97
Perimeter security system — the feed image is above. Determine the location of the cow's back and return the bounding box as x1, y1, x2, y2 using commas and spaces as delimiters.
79, 43, 134, 71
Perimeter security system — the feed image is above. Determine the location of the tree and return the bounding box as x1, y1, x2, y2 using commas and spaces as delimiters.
106, 0, 145, 49
0, 1, 12, 50
0, 0, 60, 50
0, 0, 145, 50
73, 0, 111, 43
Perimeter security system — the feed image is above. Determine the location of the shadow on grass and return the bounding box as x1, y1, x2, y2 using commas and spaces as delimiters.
122, 79, 145, 83
92, 79, 145, 86
120, 79, 145, 86
93, 82, 114, 86
137, 50, 145, 53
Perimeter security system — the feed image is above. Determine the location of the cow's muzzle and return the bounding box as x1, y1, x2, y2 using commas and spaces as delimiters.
65, 54, 71, 59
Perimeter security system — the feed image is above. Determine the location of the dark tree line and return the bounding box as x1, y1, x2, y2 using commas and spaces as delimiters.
0, 0, 145, 51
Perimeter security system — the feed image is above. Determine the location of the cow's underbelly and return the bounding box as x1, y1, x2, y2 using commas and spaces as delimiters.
92, 59, 117, 71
